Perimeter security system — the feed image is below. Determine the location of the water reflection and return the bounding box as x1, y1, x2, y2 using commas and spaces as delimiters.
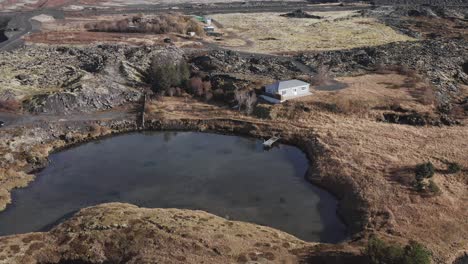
0, 132, 346, 242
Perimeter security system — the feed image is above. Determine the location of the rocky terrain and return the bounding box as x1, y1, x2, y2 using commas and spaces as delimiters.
371, 0, 466, 5
0, 2, 467, 264
297, 39, 468, 105
0, 45, 186, 114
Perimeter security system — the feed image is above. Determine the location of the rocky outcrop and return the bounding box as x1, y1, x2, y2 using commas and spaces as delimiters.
0, 45, 184, 114
297, 39, 468, 105
0, 203, 313, 264
191, 50, 302, 79
371, 0, 466, 6
280, 9, 323, 19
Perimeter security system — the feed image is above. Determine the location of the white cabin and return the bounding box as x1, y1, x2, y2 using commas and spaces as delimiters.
262, 80, 311, 103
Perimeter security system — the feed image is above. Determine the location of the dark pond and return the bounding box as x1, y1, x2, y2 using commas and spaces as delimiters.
0, 132, 346, 242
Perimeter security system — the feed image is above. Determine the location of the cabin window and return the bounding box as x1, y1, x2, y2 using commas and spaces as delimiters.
281, 90, 287, 95
302, 86, 307, 90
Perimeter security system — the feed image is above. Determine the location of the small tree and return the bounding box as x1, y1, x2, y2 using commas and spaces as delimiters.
178, 62, 190, 87
150, 56, 191, 94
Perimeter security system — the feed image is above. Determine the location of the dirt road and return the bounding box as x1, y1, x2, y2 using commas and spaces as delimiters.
0, 9, 64, 51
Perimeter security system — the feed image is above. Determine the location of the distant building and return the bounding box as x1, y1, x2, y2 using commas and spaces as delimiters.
204, 26, 215, 32
261, 80, 311, 103
204, 18, 212, 25
192, 15, 205, 22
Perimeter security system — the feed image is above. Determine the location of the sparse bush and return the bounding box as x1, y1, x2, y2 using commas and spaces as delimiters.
366, 236, 404, 264
415, 162, 435, 181
447, 162, 461, 174
0, 99, 21, 112
427, 180, 441, 195
253, 104, 274, 119
89, 124, 110, 137
402, 240, 432, 264
365, 236, 431, 264
415, 86, 436, 106
413, 180, 426, 192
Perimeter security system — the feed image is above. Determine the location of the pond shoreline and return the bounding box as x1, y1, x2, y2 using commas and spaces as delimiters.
0, 131, 346, 242
6, 117, 363, 240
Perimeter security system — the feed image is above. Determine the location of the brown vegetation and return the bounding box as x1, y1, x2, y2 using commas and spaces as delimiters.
188, 77, 213, 101
0, 100, 21, 112
85, 13, 204, 36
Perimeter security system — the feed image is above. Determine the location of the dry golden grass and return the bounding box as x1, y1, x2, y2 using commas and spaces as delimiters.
295, 73, 436, 117
210, 11, 414, 53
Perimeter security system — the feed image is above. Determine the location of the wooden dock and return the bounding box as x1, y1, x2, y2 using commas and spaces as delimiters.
263, 136, 280, 148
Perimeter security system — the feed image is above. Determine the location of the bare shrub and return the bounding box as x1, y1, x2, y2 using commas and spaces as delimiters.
204, 91, 213, 102
167, 87, 176, 97
0, 99, 21, 112
311, 65, 330, 86
202, 81, 212, 93
175, 87, 183, 97
189, 77, 204, 97
202, 81, 213, 101
410, 85, 437, 106
234, 89, 248, 111
89, 124, 110, 137
245, 92, 257, 115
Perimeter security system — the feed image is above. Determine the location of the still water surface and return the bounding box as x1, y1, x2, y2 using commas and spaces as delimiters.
0, 132, 346, 242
